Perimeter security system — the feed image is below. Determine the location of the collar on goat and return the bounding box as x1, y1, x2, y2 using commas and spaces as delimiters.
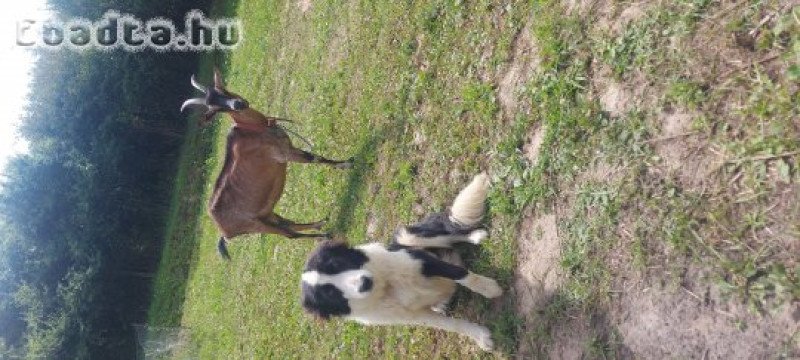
234, 121, 270, 133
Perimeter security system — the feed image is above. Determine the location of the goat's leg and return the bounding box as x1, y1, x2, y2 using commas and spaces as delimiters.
285, 149, 353, 169
273, 213, 326, 232
235, 218, 325, 239
217, 218, 325, 259
238, 218, 299, 238
254, 217, 329, 239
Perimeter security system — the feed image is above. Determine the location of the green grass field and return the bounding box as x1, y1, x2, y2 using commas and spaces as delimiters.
148, 0, 800, 358
148, 1, 534, 358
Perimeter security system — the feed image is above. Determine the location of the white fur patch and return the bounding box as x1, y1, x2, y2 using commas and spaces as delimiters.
302, 269, 373, 299
468, 229, 488, 244
456, 273, 503, 298
301, 271, 321, 285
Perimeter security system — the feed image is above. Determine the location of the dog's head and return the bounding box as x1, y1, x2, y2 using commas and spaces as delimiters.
300, 240, 374, 320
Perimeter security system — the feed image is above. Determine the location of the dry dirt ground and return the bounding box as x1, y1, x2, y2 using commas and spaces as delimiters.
505, 1, 800, 359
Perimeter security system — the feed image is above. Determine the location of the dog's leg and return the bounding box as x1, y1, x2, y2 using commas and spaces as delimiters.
456, 272, 503, 298
409, 250, 502, 298
396, 228, 488, 248
408, 311, 494, 351
352, 310, 494, 351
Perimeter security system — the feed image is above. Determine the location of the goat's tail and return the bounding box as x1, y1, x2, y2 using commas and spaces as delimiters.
449, 172, 490, 228
217, 237, 231, 261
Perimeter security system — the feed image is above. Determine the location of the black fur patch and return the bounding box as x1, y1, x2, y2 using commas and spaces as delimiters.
304, 240, 369, 274
301, 282, 350, 319
405, 212, 475, 238
386, 242, 409, 252
406, 249, 468, 280
300, 241, 367, 320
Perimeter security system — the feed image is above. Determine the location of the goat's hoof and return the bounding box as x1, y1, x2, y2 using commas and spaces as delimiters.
337, 157, 355, 169
312, 220, 327, 230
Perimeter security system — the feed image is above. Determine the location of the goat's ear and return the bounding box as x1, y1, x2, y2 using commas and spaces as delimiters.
213, 66, 225, 89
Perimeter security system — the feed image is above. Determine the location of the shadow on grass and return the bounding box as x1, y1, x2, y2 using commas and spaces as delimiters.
329, 115, 407, 234
148, 117, 221, 326
511, 289, 632, 358
450, 244, 519, 354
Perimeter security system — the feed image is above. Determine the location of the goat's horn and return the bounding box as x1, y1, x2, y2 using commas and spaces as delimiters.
180, 98, 207, 112
213, 67, 225, 89
191, 74, 207, 93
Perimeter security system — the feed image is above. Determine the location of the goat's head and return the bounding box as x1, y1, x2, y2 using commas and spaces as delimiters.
180, 67, 250, 126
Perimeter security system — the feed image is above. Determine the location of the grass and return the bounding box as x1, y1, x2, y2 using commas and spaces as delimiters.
148, 0, 800, 358
148, 0, 535, 358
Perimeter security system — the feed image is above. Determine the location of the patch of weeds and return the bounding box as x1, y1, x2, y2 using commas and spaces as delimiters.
460, 81, 498, 120
521, 292, 573, 357
737, 71, 799, 141
489, 306, 523, 352
417, 3, 444, 36
560, 183, 622, 306
638, 179, 705, 257
600, 15, 659, 77
770, 6, 800, 79
778, 330, 800, 359
665, 79, 708, 110
630, 226, 648, 269
600, 110, 652, 160
681, 0, 714, 23
585, 328, 624, 360
691, 113, 714, 132
599, 3, 714, 78
717, 261, 800, 315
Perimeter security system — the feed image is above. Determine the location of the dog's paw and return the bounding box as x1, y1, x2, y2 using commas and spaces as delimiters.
467, 229, 488, 244
473, 326, 494, 351
475, 276, 503, 298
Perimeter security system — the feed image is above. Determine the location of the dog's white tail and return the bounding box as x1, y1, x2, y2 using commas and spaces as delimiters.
449, 173, 490, 227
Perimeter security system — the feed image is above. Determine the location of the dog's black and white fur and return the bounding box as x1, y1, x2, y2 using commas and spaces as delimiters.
300, 173, 502, 351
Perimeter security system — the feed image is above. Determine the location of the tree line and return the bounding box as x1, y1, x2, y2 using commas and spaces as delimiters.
0, 0, 213, 357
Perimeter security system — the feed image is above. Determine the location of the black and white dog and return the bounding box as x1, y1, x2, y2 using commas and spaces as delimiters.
300, 173, 502, 351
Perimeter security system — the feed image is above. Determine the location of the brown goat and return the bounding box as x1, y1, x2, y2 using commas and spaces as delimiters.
181, 68, 352, 259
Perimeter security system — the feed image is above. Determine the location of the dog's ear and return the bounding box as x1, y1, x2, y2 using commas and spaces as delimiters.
302, 299, 324, 321
301, 289, 347, 321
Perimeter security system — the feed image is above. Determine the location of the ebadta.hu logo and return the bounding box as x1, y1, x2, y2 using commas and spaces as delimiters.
16, 10, 242, 51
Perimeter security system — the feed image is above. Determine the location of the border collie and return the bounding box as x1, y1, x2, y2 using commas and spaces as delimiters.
300, 173, 502, 351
